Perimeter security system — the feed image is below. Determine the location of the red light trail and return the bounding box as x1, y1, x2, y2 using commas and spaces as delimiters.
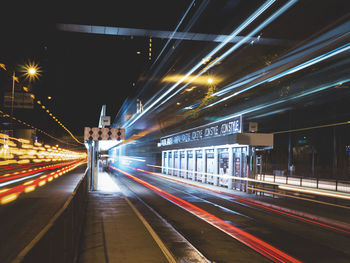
110, 166, 301, 263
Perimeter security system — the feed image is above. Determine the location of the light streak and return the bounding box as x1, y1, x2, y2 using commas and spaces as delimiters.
124, 0, 276, 128
201, 43, 350, 110
0, 172, 44, 187
248, 186, 350, 210
0, 159, 86, 205
146, 164, 350, 199
24, 185, 36, 193
38, 180, 46, 187
201, 0, 298, 74
185, 78, 350, 121
0, 110, 80, 146
153, 0, 196, 65
146, 0, 297, 112
120, 156, 146, 162
111, 166, 301, 263
279, 185, 350, 200
1, 193, 18, 204
0, 188, 9, 194
137, 168, 350, 235
23, 180, 34, 185
212, 73, 266, 97
267, 42, 350, 82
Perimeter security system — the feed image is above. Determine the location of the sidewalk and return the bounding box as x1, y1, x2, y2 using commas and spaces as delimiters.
78, 172, 168, 263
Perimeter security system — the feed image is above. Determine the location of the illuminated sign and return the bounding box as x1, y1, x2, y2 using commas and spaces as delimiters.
160, 116, 241, 146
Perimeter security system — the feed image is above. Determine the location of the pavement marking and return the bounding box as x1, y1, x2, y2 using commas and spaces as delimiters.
122, 193, 177, 263
11, 167, 88, 263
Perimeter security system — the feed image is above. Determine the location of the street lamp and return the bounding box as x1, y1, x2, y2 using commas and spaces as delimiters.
10, 63, 40, 135
28, 67, 36, 76
22, 62, 41, 82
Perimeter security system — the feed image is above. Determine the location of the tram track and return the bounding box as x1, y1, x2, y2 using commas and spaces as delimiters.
109, 166, 350, 263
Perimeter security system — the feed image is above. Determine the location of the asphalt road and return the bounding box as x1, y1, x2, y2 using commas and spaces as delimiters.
0, 164, 86, 263
110, 167, 350, 263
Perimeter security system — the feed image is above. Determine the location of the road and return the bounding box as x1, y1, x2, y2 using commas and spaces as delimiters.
0, 162, 86, 263
109, 166, 350, 263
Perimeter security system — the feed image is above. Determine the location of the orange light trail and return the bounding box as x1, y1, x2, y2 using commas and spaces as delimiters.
0, 159, 86, 205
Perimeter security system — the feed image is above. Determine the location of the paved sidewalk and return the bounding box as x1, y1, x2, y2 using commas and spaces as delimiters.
78, 173, 168, 263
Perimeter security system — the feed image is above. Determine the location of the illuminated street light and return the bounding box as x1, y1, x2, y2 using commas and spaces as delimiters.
21, 61, 41, 82
208, 78, 213, 84
28, 67, 36, 76
3, 61, 42, 136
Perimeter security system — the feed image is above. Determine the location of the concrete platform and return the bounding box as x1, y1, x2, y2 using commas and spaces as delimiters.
78, 172, 169, 263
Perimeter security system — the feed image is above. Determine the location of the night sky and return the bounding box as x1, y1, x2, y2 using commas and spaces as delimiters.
2, 0, 349, 148
0, 1, 189, 142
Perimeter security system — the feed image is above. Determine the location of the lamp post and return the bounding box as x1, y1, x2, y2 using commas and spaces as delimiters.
10, 66, 38, 135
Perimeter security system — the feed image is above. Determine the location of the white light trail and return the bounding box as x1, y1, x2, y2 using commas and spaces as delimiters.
144, 0, 298, 112
153, 0, 196, 65
184, 78, 350, 122
201, 43, 350, 110
0, 172, 44, 188
124, 0, 276, 128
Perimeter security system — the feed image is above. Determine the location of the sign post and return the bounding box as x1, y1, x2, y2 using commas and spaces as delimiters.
84, 127, 125, 190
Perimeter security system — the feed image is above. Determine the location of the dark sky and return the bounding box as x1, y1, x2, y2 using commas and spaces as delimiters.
0, 1, 190, 142
2, 0, 349, 148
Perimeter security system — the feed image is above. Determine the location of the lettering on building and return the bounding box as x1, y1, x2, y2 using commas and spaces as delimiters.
160, 116, 241, 146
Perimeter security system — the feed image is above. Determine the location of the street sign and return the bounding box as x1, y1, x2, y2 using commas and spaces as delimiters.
3, 92, 34, 109
84, 127, 125, 141
101, 116, 111, 126
249, 122, 258, 132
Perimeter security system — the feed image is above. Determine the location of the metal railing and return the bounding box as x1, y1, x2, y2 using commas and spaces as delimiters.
255, 173, 350, 193
12, 170, 88, 263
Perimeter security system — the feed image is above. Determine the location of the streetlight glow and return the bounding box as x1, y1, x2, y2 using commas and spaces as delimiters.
21, 61, 41, 81
28, 67, 36, 76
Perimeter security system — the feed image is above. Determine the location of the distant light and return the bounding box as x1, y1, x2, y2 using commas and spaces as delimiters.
21, 61, 41, 81
185, 86, 197, 92
208, 78, 213, 84
97, 172, 120, 192
162, 75, 220, 85
176, 102, 181, 105
48, 96, 52, 100
1, 193, 18, 204
28, 67, 36, 76
136, 51, 141, 55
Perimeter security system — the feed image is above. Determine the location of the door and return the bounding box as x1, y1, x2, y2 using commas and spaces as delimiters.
168, 151, 173, 175
187, 150, 194, 180
162, 151, 167, 174
218, 148, 229, 186
180, 151, 186, 177
206, 149, 215, 184
174, 151, 179, 176
196, 150, 203, 181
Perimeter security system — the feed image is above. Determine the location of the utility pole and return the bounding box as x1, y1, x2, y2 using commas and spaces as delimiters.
11, 72, 16, 137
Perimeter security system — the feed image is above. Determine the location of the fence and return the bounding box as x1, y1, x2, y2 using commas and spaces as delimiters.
255, 173, 350, 193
